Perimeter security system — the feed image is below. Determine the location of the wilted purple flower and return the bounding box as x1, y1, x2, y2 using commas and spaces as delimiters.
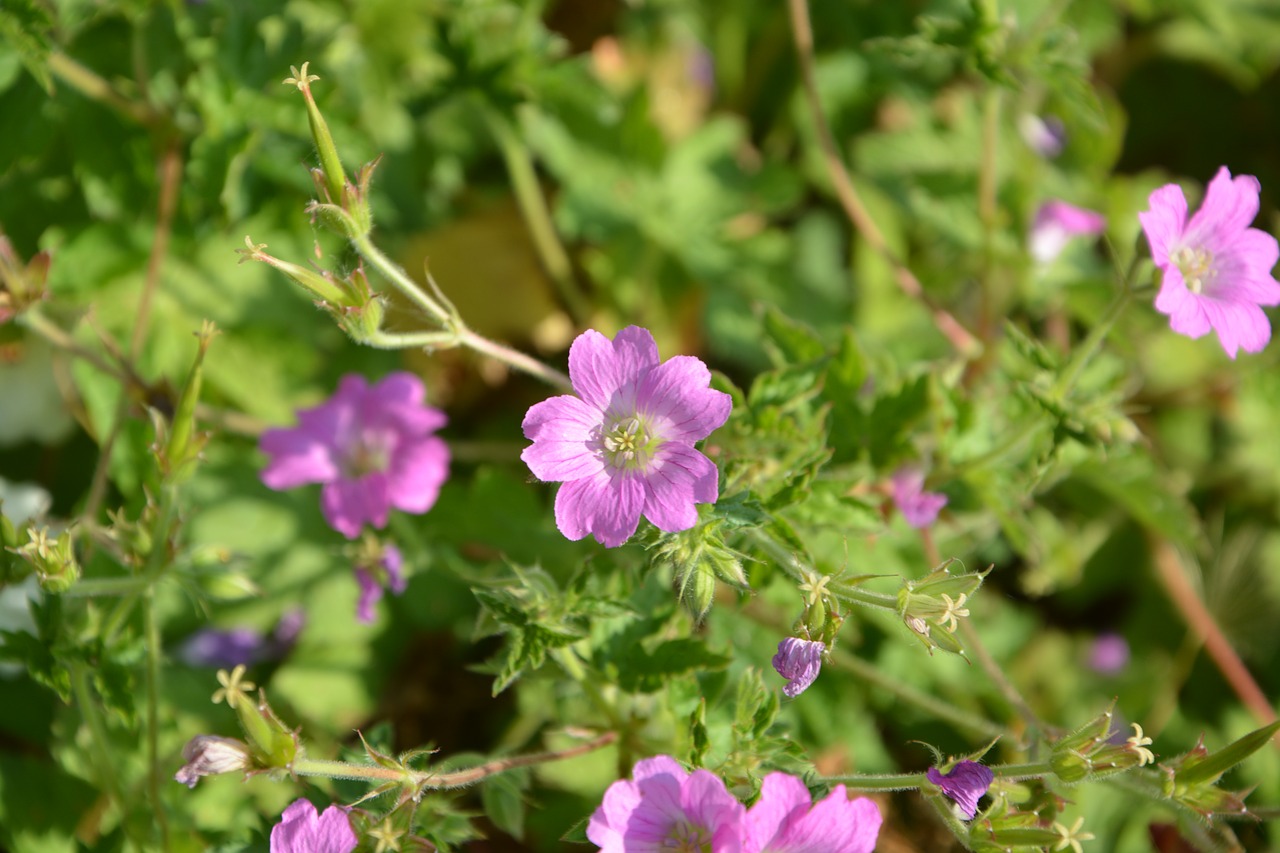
271, 799, 358, 853
260, 373, 450, 539
891, 467, 948, 529
927, 760, 995, 820
772, 637, 825, 698
1088, 632, 1130, 675
587, 755, 744, 852
174, 735, 252, 788
354, 543, 406, 623
744, 772, 881, 853
1030, 201, 1106, 263
522, 327, 732, 547
1018, 114, 1066, 158
1140, 166, 1280, 358
179, 610, 306, 668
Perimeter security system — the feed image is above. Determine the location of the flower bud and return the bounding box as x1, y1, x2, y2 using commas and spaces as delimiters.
174, 735, 253, 788
161, 320, 216, 483
1159, 721, 1280, 816
651, 524, 750, 621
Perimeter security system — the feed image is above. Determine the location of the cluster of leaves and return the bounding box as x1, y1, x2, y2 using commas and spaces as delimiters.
2, 0, 1280, 851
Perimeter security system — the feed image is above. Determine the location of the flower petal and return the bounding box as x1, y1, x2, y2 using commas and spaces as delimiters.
1185, 167, 1260, 250
320, 473, 391, 538
569, 327, 659, 412
744, 773, 810, 853
521, 395, 607, 482
635, 356, 732, 442
1213, 228, 1280, 305
1139, 183, 1188, 267
553, 469, 645, 547
1154, 269, 1212, 340
386, 436, 450, 514
259, 428, 340, 489
1200, 298, 1272, 358
642, 444, 719, 533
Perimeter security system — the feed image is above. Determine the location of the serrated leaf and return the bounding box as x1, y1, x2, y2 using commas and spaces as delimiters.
480, 770, 527, 840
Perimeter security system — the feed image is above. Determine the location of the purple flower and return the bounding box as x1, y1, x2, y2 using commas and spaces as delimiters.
179, 610, 306, 668
1140, 166, 1280, 358
260, 373, 450, 539
1088, 632, 1130, 675
1029, 201, 1106, 263
772, 638, 825, 698
521, 327, 732, 547
354, 543, 406, 623
1018, 114, 1066, 158
270, 799, 358, 853
744, 772, 881, 853
891, 467, 948, 529
587, 755, 745, 852
927, 760, 994, 820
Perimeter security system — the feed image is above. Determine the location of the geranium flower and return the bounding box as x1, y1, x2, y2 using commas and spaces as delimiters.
927, 760, 995, 820
521, 327, 732, 547
1140, 167, 1280, 358
891, 467, 947, 529
772, 637, 825, 698
1029, 201, 1106, 263
744, 772, 881, 853
587, 755, 745, 852
260, 373, 449, 539
270, 799, 358, 853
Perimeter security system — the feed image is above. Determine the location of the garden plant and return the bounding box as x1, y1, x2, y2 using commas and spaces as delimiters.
2, 0, 1280, 851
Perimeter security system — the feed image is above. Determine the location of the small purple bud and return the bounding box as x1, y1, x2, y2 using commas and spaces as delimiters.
1019, 114, 1067, 158
772, 637, 825, 698
180, 627, 268, 668
927, 760, 994, 820
1088, 633, 1130, 675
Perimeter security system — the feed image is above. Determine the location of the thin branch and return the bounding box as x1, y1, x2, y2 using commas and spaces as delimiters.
1150, 540, 1279, 747
785, 0, 981, 357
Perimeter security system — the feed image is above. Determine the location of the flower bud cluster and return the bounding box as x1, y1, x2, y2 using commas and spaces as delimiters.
1049, 709, 1154, 783
650, 522, 750, 621
1157, 720, 1280, 816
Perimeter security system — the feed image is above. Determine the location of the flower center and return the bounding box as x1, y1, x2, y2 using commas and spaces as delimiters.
601, 415, 660, 470
343, 434, 391, 478
1172, 245, 1215, 294
663, 822, 712, 852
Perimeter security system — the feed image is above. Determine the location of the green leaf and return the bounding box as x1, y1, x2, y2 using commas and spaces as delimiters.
480, 769, 528, 840
616, 638, 731, 694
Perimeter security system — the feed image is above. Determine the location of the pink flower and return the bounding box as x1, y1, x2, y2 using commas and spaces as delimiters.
1087, 632, 1130, 675
260, 373, 450, 539
587, 755, 745, 852
744, 773, 881, 853
1029, 201, 1106, 263
772, 638, 825, 698
1140, 166, 1280, 358
354, 543, 406, 623
270, 799, 358, 853
927, 760, 994, 820
521, 327, 732, 547
891, 467, 947, 529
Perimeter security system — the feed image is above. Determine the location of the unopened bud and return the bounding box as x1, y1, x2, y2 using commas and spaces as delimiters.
162, 321, 217, 483
174, 735, 253, 788
283, 62, 347, 204
307, 201, 367, 240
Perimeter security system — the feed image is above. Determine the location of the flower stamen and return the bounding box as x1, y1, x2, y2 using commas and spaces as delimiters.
1172, 245, 1216, 294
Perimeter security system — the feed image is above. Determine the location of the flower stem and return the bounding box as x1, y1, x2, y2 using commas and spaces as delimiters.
747, 530, 899, 612
785, 0, 981, 357
102, 491, 178, 645
350, 235, 573, 391
819, 771, 927, 791
957, 618, 1053, 740
144, 596, 172, 851
1051, 250, 1141, 399
292, 731, 618, 791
